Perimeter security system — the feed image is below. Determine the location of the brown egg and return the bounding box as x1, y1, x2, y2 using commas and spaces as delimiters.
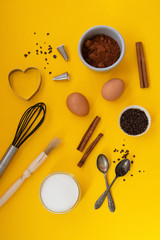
101, 78, 124, 101
66, 92, 90, 116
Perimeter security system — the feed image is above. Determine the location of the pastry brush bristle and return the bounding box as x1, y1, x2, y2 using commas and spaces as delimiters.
44, 138, 61, 155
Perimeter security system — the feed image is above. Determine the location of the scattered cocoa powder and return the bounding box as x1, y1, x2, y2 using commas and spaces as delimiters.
82, 34, 120, 68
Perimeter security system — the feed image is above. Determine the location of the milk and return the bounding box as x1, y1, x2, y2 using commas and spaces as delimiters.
40, 172, 80, 213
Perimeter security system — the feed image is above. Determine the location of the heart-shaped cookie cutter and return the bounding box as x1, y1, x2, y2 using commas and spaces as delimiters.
8, 67, 42, 101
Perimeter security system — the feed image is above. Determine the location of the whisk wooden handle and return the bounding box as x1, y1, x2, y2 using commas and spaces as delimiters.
0, 145, 18, 177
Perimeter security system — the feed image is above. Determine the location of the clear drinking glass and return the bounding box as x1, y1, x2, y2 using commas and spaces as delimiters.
39, 172, 81, 214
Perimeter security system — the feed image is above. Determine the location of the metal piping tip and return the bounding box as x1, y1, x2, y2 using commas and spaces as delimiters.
57, 44, 69, 61
53, 72, 69, 81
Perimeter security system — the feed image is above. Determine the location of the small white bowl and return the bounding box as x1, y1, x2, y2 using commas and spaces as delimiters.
78, 25, 125, 72
118, 105, 151, 137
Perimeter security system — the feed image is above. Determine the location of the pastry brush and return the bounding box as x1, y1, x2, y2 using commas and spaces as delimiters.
0, 137, 61, 207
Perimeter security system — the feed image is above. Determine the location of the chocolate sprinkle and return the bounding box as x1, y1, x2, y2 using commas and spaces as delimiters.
28, 52, 31, 54
120, 108, 148, 135
131, 161, 134, 164
45, 58, 47, 61
49, 72, 52, 74
24, 54, 28, 57
47, 33, 49, 35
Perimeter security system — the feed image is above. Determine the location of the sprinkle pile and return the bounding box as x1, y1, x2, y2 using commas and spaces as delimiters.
23, 32, 57, 75
112, 140, 145, 181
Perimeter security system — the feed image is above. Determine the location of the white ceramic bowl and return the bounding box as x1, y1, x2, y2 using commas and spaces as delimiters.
78, 25, 125, 72
118, 105, 151, 137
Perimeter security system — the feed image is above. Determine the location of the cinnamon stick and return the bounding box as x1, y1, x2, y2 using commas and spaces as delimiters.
136, 42, 148, 88
140, 43, 148, 88
77, 116, 101, 152
77, 133, 103, 167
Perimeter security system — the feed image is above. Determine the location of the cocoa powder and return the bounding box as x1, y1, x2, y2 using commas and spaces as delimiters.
82, 34, 120, 68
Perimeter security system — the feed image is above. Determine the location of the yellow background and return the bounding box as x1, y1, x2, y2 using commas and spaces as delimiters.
0, 0, 160, 239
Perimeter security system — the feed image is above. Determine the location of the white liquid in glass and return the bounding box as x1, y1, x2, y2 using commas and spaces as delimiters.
40, 173, 80, 213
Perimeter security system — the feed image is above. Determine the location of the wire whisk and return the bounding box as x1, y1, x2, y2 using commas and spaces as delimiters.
0, 102, 46, 177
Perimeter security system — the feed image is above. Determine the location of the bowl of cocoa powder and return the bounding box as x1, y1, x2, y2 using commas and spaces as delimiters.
78, 25, 125, 72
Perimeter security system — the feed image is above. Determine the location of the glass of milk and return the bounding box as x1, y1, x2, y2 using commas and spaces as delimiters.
39, 172, 81, 214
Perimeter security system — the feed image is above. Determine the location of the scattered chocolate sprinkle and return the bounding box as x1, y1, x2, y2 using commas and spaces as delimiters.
49, 72, 52, 74
120, 108, 149, 135
139, 170, 141, 173
44, 67, 46, 69
40, 51, 43, 54
123, 179, 126, 181
24, 54, 28, 57
47, 62, 49, 64
40, 46, 42, 49
45, 58, 47, 61
47, 33, 49, 35
28, 51, 31, 54
123, 144, 125, 146
117, 158, 120, 161
34, 32, 36, 34
120, 149, 124, 153
36, 50, 38, 52
36, 53, 38, 55
36, 43, 38, 45
131, 174, 133, 176
131, 161, 134, 164
122, 153, 129, 159
113, 161, 116, 163
133, 155, 135, 158
44, 52, 47, 54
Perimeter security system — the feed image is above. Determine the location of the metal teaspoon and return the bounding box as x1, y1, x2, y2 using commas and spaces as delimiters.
95, 159, 131, 210
97, 154, 115, 212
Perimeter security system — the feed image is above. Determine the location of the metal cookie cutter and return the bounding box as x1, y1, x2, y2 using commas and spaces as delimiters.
8, 67, 42, 101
